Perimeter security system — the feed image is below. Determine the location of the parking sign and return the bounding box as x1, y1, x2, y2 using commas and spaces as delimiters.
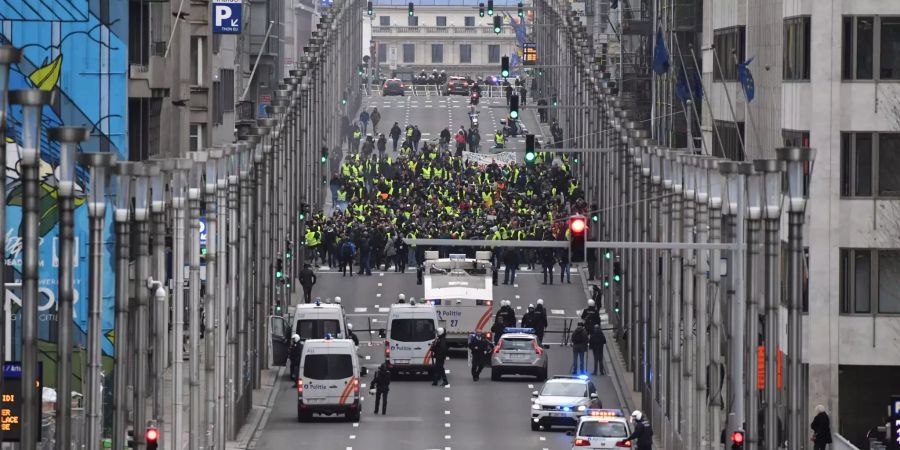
212, 0, 242, 34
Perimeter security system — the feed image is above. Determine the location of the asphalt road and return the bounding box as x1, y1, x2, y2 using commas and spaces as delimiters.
254, 94, 620, 449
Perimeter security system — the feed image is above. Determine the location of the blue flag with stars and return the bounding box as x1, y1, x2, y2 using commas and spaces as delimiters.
652, 27, 670, 75
737, 57, 755, 102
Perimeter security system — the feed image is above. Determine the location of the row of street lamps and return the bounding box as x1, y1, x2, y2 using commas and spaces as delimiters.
0, 1, 360, 447
531, 2, 816, 449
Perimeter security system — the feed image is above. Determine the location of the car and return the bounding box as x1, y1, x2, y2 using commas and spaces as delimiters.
444, 76, 470, 95
490, 328, 548, 381
567, 409, 632, 448
530, 375, 602, 431
382, 79, 406, 96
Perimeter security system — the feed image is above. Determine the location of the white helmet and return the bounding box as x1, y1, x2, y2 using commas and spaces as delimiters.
291, 334, 301, 343
528, 304, 534, 309
346, 323, 353, 330
398, 293, 406, 301
537, 299, 544, 305
409, 297, 416, 305
334, 296, 342, 304
437, 327, 445, 336
588, 299, 596, 307
631, 410, 643, 421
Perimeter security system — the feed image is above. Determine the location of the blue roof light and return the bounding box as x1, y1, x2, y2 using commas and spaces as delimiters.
504, 327, 535, 334
562, 406, 572, 412
577, 374, 590, 380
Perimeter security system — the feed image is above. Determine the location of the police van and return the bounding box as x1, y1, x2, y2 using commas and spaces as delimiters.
381, 302, 440, 374
294, 300, 348, 343
296, 338, 367, 421
422, 251, 495, 347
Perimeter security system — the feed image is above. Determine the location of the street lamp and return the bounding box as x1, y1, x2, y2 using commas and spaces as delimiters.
704, 156, 726, 443
111, 161, 136, 450
9, 88, 53, 450
776, 147, 815, 450
170, 158, 192, 450
203, 149, 220, 449
149, 159, 169, 425
187, 151, 206, 450
132, 162, 154, 450
77, 149, 116, 450
754, 158, 786, 450
47, 126, 90, 450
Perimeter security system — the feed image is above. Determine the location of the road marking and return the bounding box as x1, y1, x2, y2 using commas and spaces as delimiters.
380, 272, 384, 277
378, 283, 383, 287
365, 355, 371, 360
349, 435, 356, 439
354, 307, 368, 313
513, 284, 519, 288
444, 397, 450, 402
515, 295, 520, 299
375, 304, 380, 309
444, 410, 451, 415
528, 384, 534, 389
353, 422, 359, 427
444, 422, 451, 428
551, 309, 566, 315
445, 435, 451, 439
379, 307, 390, 313
376, 293, 382, 297
539, 436, 546, 441
516, 306, 522, 310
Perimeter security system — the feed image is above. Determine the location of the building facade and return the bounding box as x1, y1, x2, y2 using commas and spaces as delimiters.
368, 0, 524, 79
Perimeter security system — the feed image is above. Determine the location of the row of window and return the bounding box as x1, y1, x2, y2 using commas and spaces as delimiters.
840, 132, 900, 198
379, 15, 477, 27
840, 248, 900, 314
378, 43, 502, 64
712, 15, 900, 82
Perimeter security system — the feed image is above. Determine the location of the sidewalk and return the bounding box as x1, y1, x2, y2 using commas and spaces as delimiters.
225, 366, 283, 450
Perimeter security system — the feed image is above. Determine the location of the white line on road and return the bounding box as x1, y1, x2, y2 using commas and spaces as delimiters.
445, 435, 451, 439
444, 397, 450, 402
444, 423, 451, 428
376, 293, 382, 297
551, 309, 566, 315
444, 410, 451, 415
539, 436, 546, 441
349, 435, 356, 439
378, 283, 383, 287
354, 307, 368, 313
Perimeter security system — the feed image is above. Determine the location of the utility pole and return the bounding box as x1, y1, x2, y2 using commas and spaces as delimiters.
188, 151, 206, 450
111, 161, 136, 450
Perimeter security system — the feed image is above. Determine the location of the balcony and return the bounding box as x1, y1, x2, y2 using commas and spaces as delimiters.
372, 25, 515, 37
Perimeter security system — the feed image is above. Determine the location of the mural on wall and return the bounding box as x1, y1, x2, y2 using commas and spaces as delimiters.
1, 0, 128, 384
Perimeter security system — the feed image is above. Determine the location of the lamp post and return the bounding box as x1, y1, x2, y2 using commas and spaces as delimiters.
704, 157, 725, 449
187, 151, 206, 450
170, 158, 192, 450
744, 166, 763, 450
679, 154, 696, 448
204, 149, 220, 448
657, 147, 673, 419
776, 147, 814, 450
48, 126, 90, 450
215, 146, 231, 447
149, 159, 171, 425
111, 161, 136, 450
692, 155, 710, 449
135, 162, 155, 449
9, 88, 52, 450
668, 150, 684, 435
754, 158, 786, 450
77, 150, 116, 450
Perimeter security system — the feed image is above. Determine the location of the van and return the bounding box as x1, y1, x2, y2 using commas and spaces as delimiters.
296, 338, 366, 421
381, 303, 440, 374
293, 302, 347, 343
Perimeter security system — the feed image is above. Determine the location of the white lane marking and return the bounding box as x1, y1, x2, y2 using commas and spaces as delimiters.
515, 295, 520, 299
445, 369, 450, 373
354, 307, 368, 313
372, 318, 379, 322
353, 422, 359, 427
378, 283, 383, 287
551, 309, 566, 315
445, 435, 451, 439
376, 293, 382, 297
444, 397, 450, 402
444, 410, 451, 415
539, 436, 546, 441
379, 307, 390, 313
513, 284, 519, 288
444, 423, 451, 428
375, 304, 380, 309
349, 435, 356, 439
361, 383, 367, 388
347, 447, 353, 450
516, 306, 522, 310
380, 272, 384, 277
365, 355, 371, 361
528, 384, 534, 389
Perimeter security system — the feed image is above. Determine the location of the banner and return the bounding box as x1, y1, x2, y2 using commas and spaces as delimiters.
462, 151, 519, 167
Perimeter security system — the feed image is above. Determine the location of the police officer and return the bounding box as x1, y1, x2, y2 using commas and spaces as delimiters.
346, 323, 359, 346
495, 300, 517, 331
289, 334, 302, 380
581, 299, 601, 332
533, 299, 548, 343
620, 410, 654, 450
589, 324, 607, 375
298, 263, 317, 304
397, 293, 406, 304
468, 332, 492, 381
431, 328, 449, 386
370, 362, 391, 415
521, 304, 537, 328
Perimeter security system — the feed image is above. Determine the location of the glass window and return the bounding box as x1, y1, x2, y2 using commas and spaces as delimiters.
540, 382, 587, 397
713, 27, 746, 81
431, 44, 443, 63
295, 319, 341, 339
303, 354, 354, 380
390, 319, 436, 342
189, 123, 204, 152
712, 120, 745, 161
499, 337, 535, 350
378, 43, 387, 63
881, 17, 900, 79
783, 17, 811, 80
403, 43, 415, 63
878, 251, 900, 313
436, 16, 447, 26
488, 44, 501, 63
190, 36, 205, 86
855, 133, 872, 197
878, 134, 900, 196
380, 16, 390, 26
841, 133, 851, 196
842, 17, 854, 79
854, 250, 871, 313
460, 44, 472, 63
578, 421, 629, 438
465, 16, 475, 27
856, 17, 874, 79
408, 15, 419, 26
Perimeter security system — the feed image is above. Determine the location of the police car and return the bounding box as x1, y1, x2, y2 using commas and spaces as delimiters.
531, 375, 602, 431
490, 328, 548, 381
567, 409, 632, 448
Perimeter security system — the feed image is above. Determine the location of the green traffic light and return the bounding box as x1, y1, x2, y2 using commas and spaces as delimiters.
320, 155, 327, 163
591, 214, 599, 223
603, 280, 610, 287
341, 99, 347, 105
613, 274, 621, 282
479, 11, 484, 16
299, 212, 306, 220
409, 10, 414, 16
604, 251, 612, 260
524, 151, 535, 162
276, 270, 284, 278
488, 8, 493, 15
501, 69, 509, 77
510, 110, 519, 119
286, 252, 292, 259
552, 100, 558, 107
493, 26, 500, 33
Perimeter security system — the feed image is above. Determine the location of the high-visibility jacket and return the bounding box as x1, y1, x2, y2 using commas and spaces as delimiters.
305, 230, 318, 246
494, 133, 504, 145
337, 190, 348, 201
353, 130, 362, 139
422, 166, 432, 180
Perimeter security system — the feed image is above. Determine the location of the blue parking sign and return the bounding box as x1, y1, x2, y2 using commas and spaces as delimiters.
212, 0, 242, 34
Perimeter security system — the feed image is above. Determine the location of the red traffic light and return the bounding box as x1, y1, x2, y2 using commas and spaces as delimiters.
146, 427, 160, 442
731, 431, 744, 444
569, 217, 586, 234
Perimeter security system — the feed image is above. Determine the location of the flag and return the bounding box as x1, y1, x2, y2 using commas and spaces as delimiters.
737, 57, 755, 102
675, 69, 690, 102
652, 27, 670, 75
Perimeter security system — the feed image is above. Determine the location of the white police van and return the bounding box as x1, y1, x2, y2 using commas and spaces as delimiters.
296, 338, 366, 421
294, 300, 348, 342
381, 302, 440, 374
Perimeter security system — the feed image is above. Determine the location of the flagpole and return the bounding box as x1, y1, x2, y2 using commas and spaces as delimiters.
730, 51, 763, 160
683, 44, 727, 157
708, 46, 747, 160
670, 34, 711, 155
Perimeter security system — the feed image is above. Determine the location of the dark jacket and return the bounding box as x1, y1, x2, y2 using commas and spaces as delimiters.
571, 325, 589, 352
502, 248, 520, 267
431, 335, 449, 360
298, 267, 317, 288
371, 365, 391, 392
495, 306, 517, 328
589, 327, 606, 352
390, 124, 402, 140
811, 412, 832, 445
533, 305, 548, 331
468, 337, 492, 364
582, 306, 600, 330
625, 418, 654, 447
521, 309, 537, 328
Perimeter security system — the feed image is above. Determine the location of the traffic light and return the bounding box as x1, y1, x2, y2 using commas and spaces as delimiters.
517, 2, 524, 17
286, 240, 293, 259
367, 1, 373, 15
552, 98, 559, 107
358, 64, 364, 75
487, 0, 494, 15
320, 146, 328, 164
479, 2, 485, 16
569, 214, 587, 263
524, 134, 536, 163
341, 98, 347, 105
602, 277, 610, 288
275, 258, 284, 279
275, 301, 283, 314
613, 261, 622, 282
591, 212, 599, 223
613, 301, 620, 314
299, 202, 308, 221
408, 2, 414, 16
146, 427, 159, 450
509, 94, 519, 119
501, 56, 510, 78
493, 15, 502, 33
604, 250, 612, 260
730, 430, 745, 450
